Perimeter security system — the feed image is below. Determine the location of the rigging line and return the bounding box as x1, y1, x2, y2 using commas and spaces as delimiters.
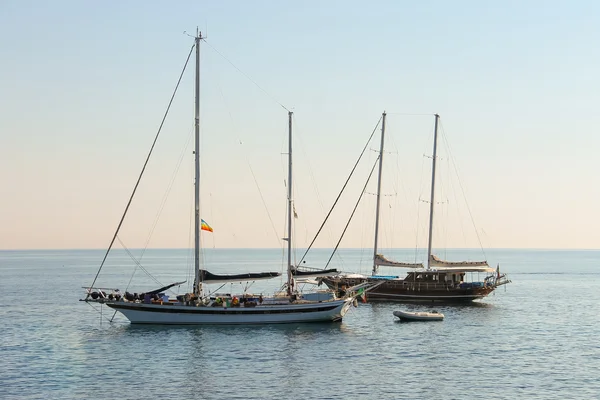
87, 43, 195, 294
442, 166, 450, 258
439, 121, 487, 259
324, 156, 380, 269
416, 116, 438, 261
202, 39, 290, 113
435, 151, 449, 255
86, 302, 118, 324
290, 116, 313, 247
188, 162, 194, 292
358, 192, 371, 274
279, 206, 287, 284
242, 147, 281, 246
298, 116, 383, 265
211, 66, 282, 247
118, 236, 166, 289
292, 114, 345, 267
247, 161, 282, 246
382, 129, 402, 256
109, 309, 118, 323
186, 155, 194, 293
393, 143, 407, 260
141, 128, 194, 260
386, 112, 436, 116
414, 142, 427, 264
446, 153, 468, 249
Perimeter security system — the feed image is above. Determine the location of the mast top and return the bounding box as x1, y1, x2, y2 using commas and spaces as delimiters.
184, 29, 205, 41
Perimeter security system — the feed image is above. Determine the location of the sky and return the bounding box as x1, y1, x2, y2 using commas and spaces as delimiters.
1, 0, 599, 251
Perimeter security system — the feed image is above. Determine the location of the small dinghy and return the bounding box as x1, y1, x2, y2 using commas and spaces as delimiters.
393, 309, 444, 322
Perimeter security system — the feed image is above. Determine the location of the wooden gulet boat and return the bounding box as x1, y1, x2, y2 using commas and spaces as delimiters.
319, 113, 511, 303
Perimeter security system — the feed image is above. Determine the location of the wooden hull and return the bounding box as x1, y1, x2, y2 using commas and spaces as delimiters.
321, 276, 495, 303
105, 298, 354, 325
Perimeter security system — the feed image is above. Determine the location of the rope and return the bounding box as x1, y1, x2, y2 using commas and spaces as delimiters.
439, 120, 487, 260
446, 156, 469, 248
186, 156, 195, 293
387, 112, 435, 116
87, 43, 195, 294
109, 235, 173, 323
86, 302, 117, 324
247, 160, 282, 245
140, 128, 194, 260
324, 156, 380, 269
298, 116, 382, 265
210, 60, 281, 247
291, 115, 335, 254
414, 118, 435, 264
202, 39, 290, 113
118, 236, 166, 289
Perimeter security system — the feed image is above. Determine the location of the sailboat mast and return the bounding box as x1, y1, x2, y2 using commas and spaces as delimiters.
287, 111, 294, 296
193, 32, 203, 295
426, 114, 440, 270
372, 112, 386, 276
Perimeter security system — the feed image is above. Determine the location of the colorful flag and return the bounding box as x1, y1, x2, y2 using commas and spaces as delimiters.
201, 219, 213, 232
358, 288, 367, 303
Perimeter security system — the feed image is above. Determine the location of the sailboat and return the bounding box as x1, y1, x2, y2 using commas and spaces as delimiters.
81, 32, 372, 324
320, 113, 510, 302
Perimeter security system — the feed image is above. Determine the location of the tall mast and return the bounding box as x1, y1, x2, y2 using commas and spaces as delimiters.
286, 111, 294, 296
193, 31, 203, 295
426, 114, 440, 270
372, 112, 386, 276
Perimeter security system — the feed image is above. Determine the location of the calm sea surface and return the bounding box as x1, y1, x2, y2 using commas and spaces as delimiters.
1, 248, 599, 399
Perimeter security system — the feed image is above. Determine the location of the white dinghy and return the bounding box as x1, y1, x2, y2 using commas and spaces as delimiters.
393, 309, 444, 322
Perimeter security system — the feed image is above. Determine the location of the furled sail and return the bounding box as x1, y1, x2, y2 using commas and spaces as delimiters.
199, 270, 281, 284
374, 254, 423, 268
429, 254, 491, 270
146, 281, 187, 295
291, 266, 339, 278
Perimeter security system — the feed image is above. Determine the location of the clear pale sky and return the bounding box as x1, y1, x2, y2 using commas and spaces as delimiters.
1, 1, 598, 250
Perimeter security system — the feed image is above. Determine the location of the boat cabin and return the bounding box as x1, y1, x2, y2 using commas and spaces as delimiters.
404, 271, 465, 285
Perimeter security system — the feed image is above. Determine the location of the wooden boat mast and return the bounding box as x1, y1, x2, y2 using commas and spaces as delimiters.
426, 114, 440, 270
194, 31, 203, 296
372, 112, 386, 276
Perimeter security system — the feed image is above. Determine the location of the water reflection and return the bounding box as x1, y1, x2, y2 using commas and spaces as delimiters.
162, 321, 354, 398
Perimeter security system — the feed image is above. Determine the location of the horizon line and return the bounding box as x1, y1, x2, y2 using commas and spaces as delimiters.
1, 247, 599, 252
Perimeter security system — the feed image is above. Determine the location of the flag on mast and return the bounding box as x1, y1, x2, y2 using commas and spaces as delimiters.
201, 219, 213, 232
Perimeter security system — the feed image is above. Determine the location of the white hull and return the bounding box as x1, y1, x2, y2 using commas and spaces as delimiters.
106, 299, 354, 325
393, 310, 444, 321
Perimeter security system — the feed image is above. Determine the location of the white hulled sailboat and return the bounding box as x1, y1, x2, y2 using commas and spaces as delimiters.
82, 32, 371, 324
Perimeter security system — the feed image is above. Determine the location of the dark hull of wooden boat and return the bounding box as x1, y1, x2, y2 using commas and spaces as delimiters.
321, 276, 495, 303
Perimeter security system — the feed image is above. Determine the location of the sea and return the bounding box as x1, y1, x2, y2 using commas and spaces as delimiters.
1, 248, 599, 400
